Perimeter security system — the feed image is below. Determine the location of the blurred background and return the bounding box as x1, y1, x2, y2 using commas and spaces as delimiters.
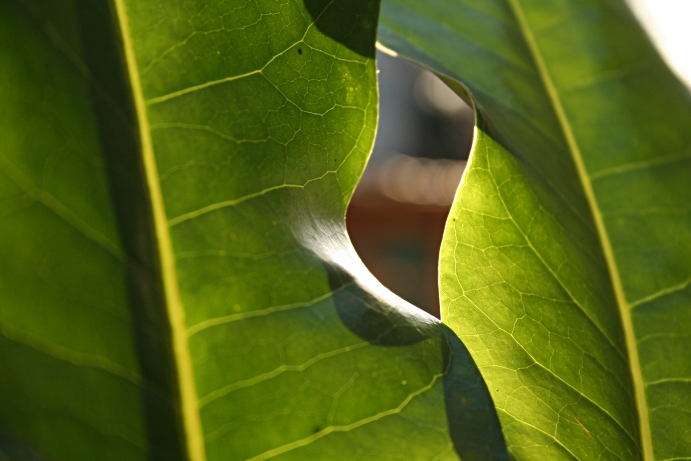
346, 52, 473, 318
346, 0, 691, 319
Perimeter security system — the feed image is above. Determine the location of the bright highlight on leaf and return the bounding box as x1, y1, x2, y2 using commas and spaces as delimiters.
0, 0, 689, 460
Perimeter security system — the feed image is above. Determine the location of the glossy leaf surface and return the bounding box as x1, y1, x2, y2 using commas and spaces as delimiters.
379, 1, 691, 460
0, 1, 506, 460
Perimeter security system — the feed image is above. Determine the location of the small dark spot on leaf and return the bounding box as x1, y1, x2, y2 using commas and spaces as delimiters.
313, 426, 321, 434
297, 48, 303, 55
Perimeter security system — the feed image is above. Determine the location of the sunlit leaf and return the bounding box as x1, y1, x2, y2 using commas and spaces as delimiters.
0, 1, 505, 460
379, 0, 691, 460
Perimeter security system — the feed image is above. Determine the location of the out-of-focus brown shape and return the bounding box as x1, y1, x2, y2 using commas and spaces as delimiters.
346, 155, 466, 318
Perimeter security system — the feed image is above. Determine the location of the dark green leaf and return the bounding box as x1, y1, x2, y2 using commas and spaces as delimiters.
0, 1, 506, 460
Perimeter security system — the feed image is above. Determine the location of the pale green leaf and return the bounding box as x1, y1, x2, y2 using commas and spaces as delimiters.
379, 1, 691, 460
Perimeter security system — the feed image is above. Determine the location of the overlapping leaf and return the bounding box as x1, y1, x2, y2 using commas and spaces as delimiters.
379, 0, 691, 460
0, 1, 506, 460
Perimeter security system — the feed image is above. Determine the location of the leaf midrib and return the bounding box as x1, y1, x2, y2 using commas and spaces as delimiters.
111, 1, 206, 460
504, 0, 653, 458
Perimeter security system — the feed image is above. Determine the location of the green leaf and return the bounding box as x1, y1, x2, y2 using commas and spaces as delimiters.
379, 0, 691, 460
0, 1, 506, 460
0, 426, 46, 461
